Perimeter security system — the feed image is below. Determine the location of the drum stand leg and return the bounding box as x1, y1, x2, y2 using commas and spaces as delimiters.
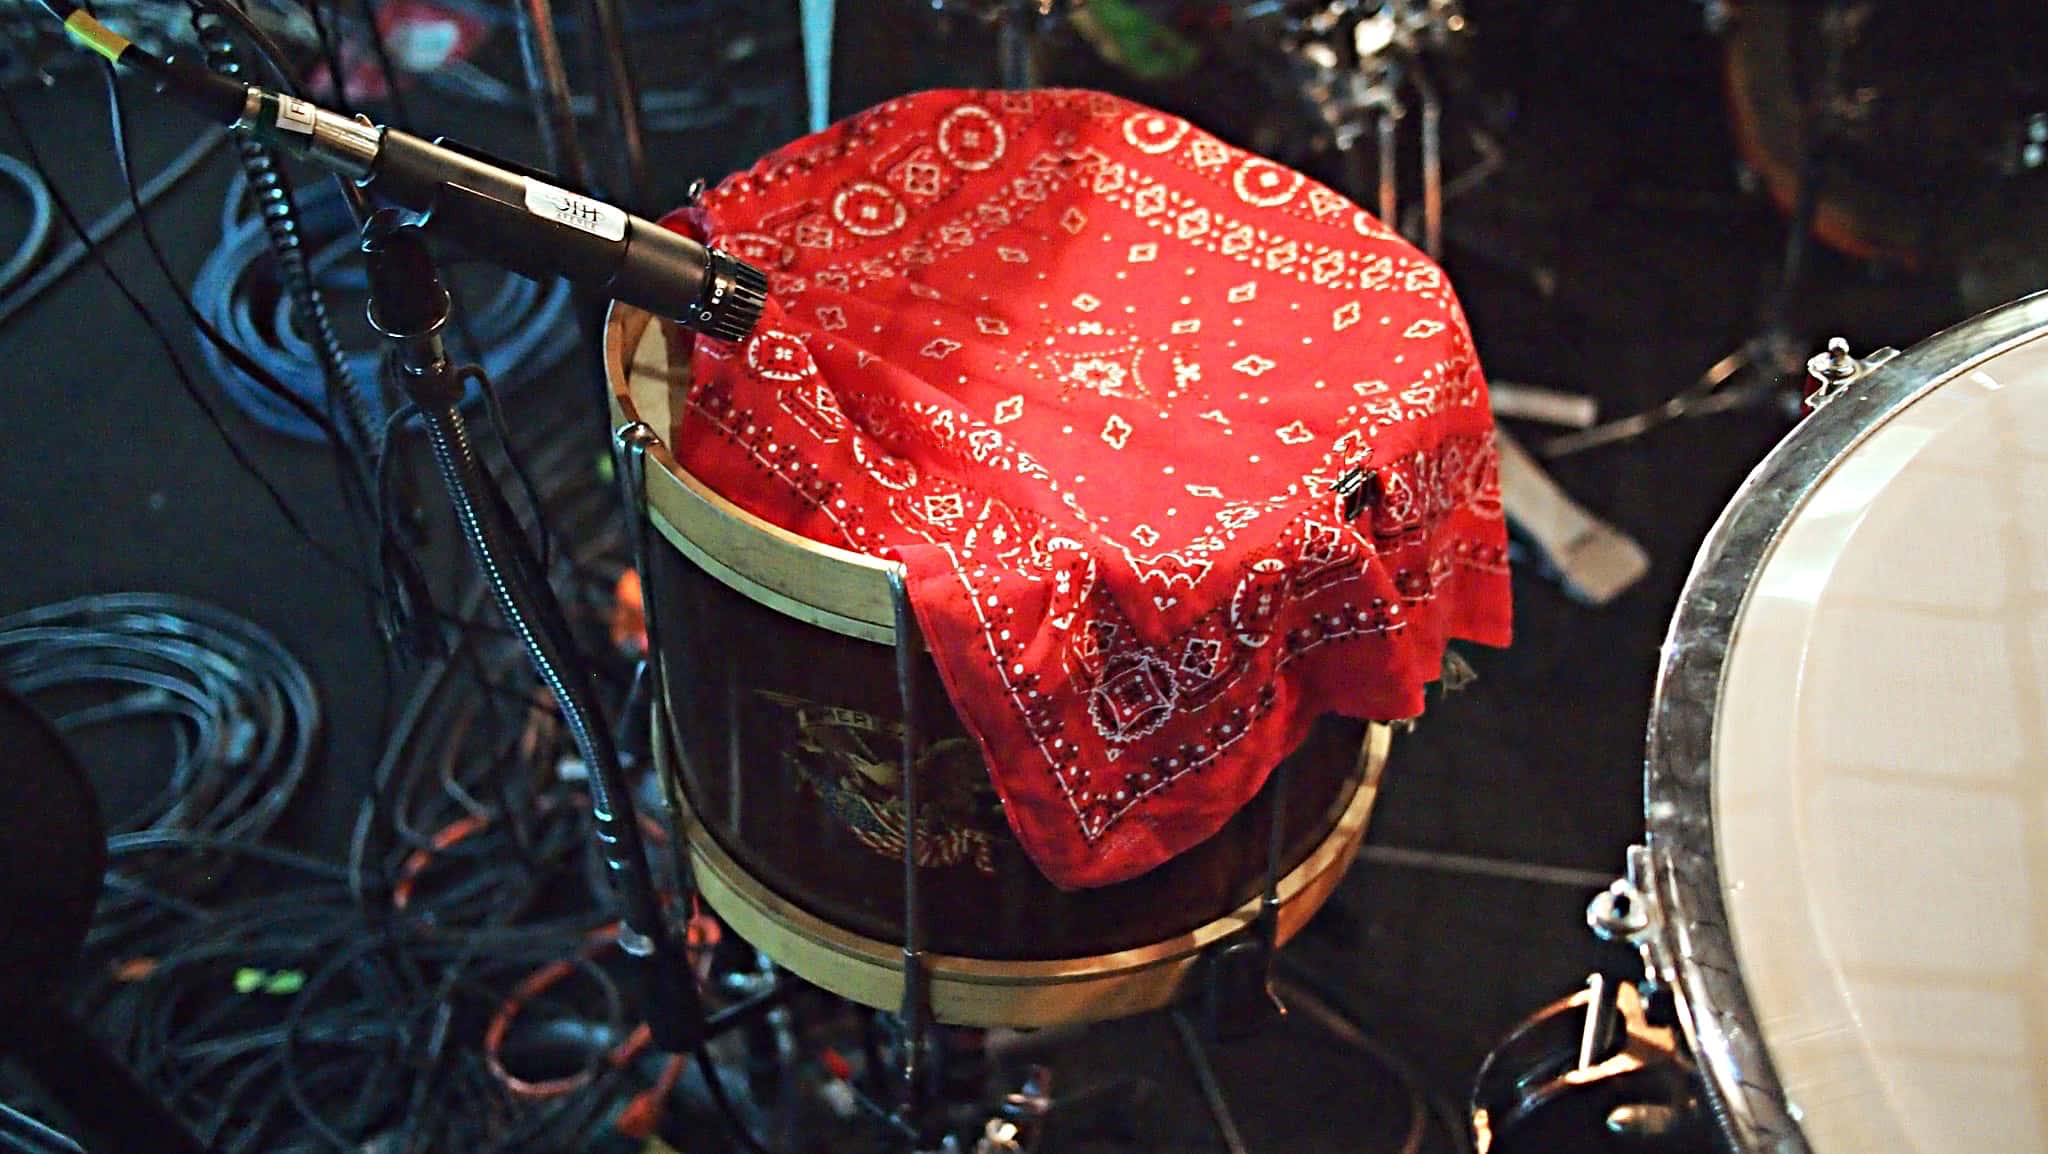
1157, 760, 1289, 1154
1166, 758, 1466, 1154
1171, 1009, 1253, 1154
1199, 759, 1290, 1040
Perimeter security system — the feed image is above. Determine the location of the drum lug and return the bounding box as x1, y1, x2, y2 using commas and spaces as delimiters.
1804, 338, 1899, 411
1587, 844, 1674, 994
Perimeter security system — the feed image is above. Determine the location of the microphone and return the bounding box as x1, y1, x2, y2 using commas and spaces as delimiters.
41, 0, 767, 342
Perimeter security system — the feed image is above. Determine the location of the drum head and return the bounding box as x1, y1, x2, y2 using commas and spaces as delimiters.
1649, 292, 2048, 1154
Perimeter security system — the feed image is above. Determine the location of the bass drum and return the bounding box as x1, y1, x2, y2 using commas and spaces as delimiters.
1479, 290, 2048, 1153
1652, 292, 2048, 1153
607, 306, 1390, 1029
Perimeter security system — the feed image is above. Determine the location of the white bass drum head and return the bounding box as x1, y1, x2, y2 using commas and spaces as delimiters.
1647, 291, 2048, 1154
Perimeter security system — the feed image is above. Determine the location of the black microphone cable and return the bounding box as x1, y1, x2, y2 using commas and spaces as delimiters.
184, 0, 383, 468
0, 79, 359, 586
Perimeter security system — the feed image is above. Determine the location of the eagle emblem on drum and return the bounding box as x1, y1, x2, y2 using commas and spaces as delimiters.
757, 691, 998, 876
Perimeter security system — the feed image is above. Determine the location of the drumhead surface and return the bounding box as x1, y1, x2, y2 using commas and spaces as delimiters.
1701, 304, 2048, 1152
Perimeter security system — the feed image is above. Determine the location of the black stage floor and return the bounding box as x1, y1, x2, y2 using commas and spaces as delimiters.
0, 3, 1998, 1151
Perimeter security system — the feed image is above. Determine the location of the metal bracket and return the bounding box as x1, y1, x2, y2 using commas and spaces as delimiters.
1804, 338, 1900, 411
1587, 844, 1673, 995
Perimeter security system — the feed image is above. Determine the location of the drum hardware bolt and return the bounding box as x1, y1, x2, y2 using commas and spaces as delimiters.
722, 967, 776, 996
1805, 337, 1861, 410
1000, 1065, 1053, 1120
615, 923, 654, 957
1605, 1102, 1683, 1139
1588, 878, 1650, 941
1806, 339, 1900, 410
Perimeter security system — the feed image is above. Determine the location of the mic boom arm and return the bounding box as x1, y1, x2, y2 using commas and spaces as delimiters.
36, 0, 766, 343
236, 89, 766, 343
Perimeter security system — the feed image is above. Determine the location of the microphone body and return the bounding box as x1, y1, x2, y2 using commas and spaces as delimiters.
237, 89, 765, 341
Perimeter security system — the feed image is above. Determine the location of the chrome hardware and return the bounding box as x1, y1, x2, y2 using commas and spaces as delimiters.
1606, 1102, 1684, 1139
1805, 337, 1900, 411
1588, 845, 1673, 995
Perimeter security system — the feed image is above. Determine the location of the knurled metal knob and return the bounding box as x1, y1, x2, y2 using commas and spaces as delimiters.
694, 248, 770, 343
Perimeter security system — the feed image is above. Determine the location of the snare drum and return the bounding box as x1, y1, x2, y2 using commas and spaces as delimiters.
1489, 292, 2048, 1153
606, 306, 1389, 1029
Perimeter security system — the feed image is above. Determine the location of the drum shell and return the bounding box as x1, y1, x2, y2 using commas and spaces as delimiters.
646, 535, 1366, 961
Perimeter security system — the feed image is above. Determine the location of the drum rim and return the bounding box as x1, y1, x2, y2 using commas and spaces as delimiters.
605, 304, 906, 644
664, 722, 1391, 1027
1641, 288, 2048, 1153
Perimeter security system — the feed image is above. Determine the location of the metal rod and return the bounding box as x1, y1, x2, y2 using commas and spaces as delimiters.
585, 0, 650, 210
996, 0, 1040, 89
1416, 66, 1443, 261
1262, 760, 1287, 930
1578, 972, 1622, 1070
613, 423, 675, 756
704, 975, 799, 1036
1376, 105, 1399, 229
887, 568, 930, 1115
1354, 844, 1617, 890
1171, 1009, 1251, 1154
508, 0, 589, 188
800, 0, 835, 132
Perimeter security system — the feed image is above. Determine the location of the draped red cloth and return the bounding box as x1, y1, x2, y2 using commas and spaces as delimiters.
661, 89, 1511, 890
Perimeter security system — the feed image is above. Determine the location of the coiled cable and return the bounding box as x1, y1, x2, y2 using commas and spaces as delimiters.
0, 593, 321, 945
193, 173, 577, 440
188, 0, 378, 458
0, 150, 54, 298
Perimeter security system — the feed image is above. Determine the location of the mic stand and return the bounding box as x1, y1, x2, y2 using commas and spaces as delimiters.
358, 210, 710, 1056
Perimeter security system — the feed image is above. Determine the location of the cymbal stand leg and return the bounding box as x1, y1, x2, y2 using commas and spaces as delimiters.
584, 0, 651, 211
996, 0, 1049, 89
507, 0, 588, 189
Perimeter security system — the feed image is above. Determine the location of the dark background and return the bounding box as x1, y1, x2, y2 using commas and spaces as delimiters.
0, 1, 2032, 1149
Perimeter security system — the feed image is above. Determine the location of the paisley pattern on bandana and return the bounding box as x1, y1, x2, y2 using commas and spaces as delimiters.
662, 89, 1511, 890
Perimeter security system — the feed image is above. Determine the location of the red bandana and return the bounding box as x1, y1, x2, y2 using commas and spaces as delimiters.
663, 90, 1511, 889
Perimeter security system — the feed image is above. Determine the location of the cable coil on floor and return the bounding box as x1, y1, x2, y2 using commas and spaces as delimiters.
0, 592, 320, 942
192, 171, 578, 442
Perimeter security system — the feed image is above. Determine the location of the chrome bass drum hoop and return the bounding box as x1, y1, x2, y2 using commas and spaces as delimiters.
1641, 289, 2048, 1154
